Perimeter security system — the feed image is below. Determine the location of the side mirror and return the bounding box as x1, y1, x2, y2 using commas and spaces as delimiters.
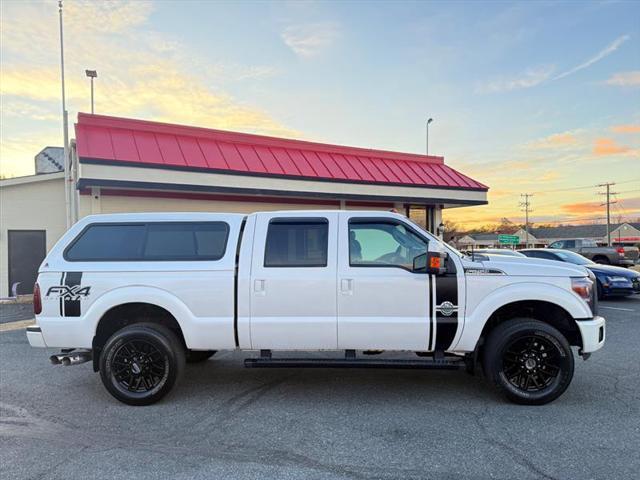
413, 252, 447, 275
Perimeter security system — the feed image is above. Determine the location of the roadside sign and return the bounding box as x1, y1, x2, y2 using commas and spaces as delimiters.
498, 234, 519, 245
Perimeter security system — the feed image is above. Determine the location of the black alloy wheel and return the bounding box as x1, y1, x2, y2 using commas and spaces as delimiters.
100, 323, 185, 406
501, 335, 561, 393
483, 318, 574, 405
111, 340, 167, 393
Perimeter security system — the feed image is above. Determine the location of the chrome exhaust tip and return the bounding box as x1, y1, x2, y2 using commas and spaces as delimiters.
49, 355, 63, 365
61, 352, 92, 366
50, 351, 92, 366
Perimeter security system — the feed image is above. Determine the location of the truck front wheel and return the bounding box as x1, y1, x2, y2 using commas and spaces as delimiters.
99, 323, 185, 406
483, 318, 574, 405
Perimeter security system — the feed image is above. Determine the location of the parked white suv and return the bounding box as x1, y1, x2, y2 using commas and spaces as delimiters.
28, 211, 605, 405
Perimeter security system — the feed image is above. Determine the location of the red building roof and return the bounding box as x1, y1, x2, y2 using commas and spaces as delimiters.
75, 113, 487, 191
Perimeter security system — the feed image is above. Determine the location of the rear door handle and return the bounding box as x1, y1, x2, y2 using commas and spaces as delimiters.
254, 279, 266, 296
340, 278, 353, 295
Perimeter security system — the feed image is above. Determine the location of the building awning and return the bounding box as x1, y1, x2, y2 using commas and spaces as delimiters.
75, 114, 487, 191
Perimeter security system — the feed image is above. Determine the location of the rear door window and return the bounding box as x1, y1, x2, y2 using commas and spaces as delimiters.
264, 219, 328, 267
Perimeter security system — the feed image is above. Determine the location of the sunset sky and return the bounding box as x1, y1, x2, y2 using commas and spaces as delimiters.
1, 0, 638, 229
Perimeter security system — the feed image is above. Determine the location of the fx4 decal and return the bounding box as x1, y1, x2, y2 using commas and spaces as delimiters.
46, 285, 91, 300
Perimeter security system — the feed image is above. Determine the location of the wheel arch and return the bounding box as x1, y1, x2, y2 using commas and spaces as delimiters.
85, 286, 194, 371
477, 299, 582, 350
91, 302, 187, 372
453, 282, 590, 353
592, 255, 610, 264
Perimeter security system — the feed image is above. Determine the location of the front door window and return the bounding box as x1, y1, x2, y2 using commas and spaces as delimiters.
349, 221, 427, 270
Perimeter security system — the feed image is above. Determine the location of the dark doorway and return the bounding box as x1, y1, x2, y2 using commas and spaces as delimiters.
8, 230, 46, 296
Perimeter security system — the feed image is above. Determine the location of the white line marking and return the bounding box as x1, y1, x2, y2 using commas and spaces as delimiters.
600, 306, 635, 312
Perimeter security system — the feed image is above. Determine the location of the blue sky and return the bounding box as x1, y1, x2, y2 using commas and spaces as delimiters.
1, 0, 638, 227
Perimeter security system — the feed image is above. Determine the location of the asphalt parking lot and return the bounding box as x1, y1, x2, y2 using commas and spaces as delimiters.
1, 298, 639, 480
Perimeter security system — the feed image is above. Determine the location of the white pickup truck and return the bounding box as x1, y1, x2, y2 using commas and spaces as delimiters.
28, 211, 605, 406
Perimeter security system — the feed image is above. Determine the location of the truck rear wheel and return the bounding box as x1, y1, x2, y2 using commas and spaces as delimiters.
99, 323, 185, 406
483, 318, 574, 405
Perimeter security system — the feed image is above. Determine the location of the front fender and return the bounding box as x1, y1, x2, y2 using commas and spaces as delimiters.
452, 282, 591, 352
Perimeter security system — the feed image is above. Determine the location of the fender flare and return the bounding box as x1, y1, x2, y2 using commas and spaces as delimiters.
452, 281, 591, 352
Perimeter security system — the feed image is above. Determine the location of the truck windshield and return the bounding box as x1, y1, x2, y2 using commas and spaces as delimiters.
553, 250, 595, 265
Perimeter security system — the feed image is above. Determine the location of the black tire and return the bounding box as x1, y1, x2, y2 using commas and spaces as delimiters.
99, 323, 185, 406
482, 318, 574, 405
185, 349, 216, 363
593, 256, 610, 265
597, 280, 605, 301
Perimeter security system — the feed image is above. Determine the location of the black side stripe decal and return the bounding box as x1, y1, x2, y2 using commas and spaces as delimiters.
427, 274, 433, 350
59, 272, 65, 316
63, 272, 83, 317
434, 274, 459, 351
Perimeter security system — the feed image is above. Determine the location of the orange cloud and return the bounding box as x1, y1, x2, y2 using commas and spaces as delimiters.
540, 171, 560, 182
528, 132, 578, 150
605, 71, 640, 87
611, 124, 640, 134
547, 133, 577, 145
561, 201, 602, 215
593, 138, 630, 156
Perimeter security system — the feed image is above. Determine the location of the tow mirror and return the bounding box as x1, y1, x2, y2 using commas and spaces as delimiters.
413, 252, 447, 275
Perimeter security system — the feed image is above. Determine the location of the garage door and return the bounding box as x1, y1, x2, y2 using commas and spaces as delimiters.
8, 230, 46, 296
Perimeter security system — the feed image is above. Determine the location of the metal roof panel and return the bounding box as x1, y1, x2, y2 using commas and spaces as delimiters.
74, 113, 488, 191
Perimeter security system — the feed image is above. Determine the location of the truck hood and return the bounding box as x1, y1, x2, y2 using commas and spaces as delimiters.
461, 254, 589, 277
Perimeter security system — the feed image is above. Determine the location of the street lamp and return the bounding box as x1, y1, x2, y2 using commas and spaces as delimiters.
85, 69, 97, 114
426, 118, 434, 155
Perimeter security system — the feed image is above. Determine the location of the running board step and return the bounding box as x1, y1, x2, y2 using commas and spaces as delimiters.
244, 357, 465, 370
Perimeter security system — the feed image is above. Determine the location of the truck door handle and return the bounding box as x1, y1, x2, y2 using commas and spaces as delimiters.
340, 278, 353, 295
254, 279, 266, 295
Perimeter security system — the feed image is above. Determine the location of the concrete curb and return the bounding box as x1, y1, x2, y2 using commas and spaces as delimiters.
0, 295, 33, 305
0, 319, 36, 332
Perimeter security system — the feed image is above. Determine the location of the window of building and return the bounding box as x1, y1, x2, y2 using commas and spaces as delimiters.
65, 222, 229, 261
264, 219, 328, 267
407, 205, 435, 233
349, 220, 427, 270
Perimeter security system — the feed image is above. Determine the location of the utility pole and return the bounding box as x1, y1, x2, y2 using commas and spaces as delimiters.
520, 194, 533, 248
426, 118, 433, 155
598, 182, 618, 246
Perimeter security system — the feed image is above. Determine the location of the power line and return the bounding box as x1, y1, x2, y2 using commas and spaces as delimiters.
615, 178, 640, 185
532, 178, 640, 195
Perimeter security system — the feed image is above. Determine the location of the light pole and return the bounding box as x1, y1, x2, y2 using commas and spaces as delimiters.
426, 118, 433, 155
85, 70, 97, 114
59, 0, 71, 228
